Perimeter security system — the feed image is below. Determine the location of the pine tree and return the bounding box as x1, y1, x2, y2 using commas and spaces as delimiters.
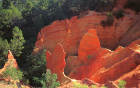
10, 26, 25, 57
2, 0, 12, 9
0, 37, 10, 68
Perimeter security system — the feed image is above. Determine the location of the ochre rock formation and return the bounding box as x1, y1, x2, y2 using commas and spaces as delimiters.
44, 29, 140, 87
46, 43, 70, 83
78, 29, 100, 62
115, 65, 140, 88
35, 1, 140, 87
35, 10, 140, 56
0, 50, 18, 74
65, 56, 79, 75
41, 24, 140, 87
69, 30, 111, 80
0, 50, 18, 83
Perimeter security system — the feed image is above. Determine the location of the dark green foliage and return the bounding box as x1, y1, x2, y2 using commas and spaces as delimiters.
0, 26, 25, 68
91, 0, 116, 11
113, 9, 124, 19
2, 67, 23, 80
0, 4, 22, 40
22, 0, 33, 17
101, 12, 114, 27
2, 0, 11, 9
33, 69, 60, 88
22, 49, 46, 87
125, 0, 140, 12
0, 38, 9, 68
0, 1, 2, 9
10, 26, 25, 57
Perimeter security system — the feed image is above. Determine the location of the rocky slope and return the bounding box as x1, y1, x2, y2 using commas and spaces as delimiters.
35, 9, 140, 55
0, 0, 140, 87
34, 0, 140, 87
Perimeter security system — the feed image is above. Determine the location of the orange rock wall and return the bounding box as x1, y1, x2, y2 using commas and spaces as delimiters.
35, 4, 140, 87
46, 44, 66, 81
35, 11, 140, 56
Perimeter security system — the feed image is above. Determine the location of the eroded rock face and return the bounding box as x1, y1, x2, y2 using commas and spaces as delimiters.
35, 10, 140, 55
69, 30, 112, 80
46, 43, 71, 83
78, 29, 100, 62
35, 2, 140, 87
115, 65, 140, 88
43, 29, 140, 87
40, 22, 140, 87
65, 56, 79, 75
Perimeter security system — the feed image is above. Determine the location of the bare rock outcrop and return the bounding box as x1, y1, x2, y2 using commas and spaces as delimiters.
46, 43, 71, 83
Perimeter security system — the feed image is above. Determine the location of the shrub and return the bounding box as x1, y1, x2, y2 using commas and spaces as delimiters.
91, 85, 97, 88
2, 67, 23, 81
101, 12, 114, 27
113, 9, 124, 19
33, 69, 60, 88
23, 49, 46, 87
73, 81, 88, 88
101, 86, 108, 88
118, 80, 126, 88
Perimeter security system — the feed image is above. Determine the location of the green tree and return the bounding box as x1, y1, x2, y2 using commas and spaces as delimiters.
0, 1, 2, 9
0, 37, 10, 68
2, 67, 23, 81
38, 0, 49, 10
33, 69, 60, 88
0, 4, 22, 39
2, 0, 12, 9
22, 49, 46, 87
10, 26, 25, 57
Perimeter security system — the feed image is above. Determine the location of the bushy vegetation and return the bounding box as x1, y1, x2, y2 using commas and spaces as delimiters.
33, 69, 60, 88
125, 0, 140, 12
118, 80, 126, 88
113, 9, 124, 19
101, 12, 114, 27
0, 26, 25, 68
2, 67, 23, 81
73, 82, 88, 88
22, 49, 47, 86
73, 80, 127, 88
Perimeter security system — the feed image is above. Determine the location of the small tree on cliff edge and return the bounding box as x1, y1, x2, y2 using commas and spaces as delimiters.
10, 26, 25, 57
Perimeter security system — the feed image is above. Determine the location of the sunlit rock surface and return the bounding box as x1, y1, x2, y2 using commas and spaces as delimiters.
46, 43, 70, 83
35, 10, 140, 55
35, 0, 140, 87
78, 29, 100, 62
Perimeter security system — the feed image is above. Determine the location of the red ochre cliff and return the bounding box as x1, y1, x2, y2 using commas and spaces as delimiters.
34, 0, 140, 87
36, 28, 140, 88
